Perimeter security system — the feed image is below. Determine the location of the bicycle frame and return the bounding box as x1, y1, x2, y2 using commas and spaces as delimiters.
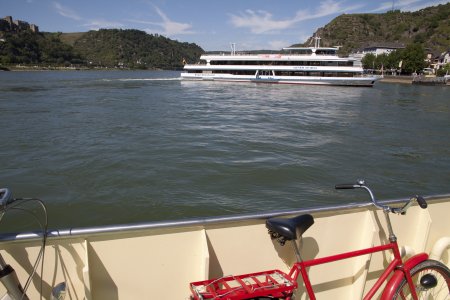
287, 238, 428, 300
190, 184, 434, 300
190, 229, 429, 300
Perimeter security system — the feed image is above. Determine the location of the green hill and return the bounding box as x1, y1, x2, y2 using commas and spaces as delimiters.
0, 31, 83, 65
0, 28, 203, 69
58, 32, 86, 46
67, 29, 203, 69
297, 3, 450, 55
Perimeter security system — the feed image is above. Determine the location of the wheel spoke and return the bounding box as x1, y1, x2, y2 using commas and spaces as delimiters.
392, 260, 450, 300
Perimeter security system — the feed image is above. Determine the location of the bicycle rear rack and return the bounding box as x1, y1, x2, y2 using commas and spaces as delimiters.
190, 269, 297, 299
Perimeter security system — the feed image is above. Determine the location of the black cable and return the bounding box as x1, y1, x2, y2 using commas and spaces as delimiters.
15, 198, 48, 300
0, 198, 48, 300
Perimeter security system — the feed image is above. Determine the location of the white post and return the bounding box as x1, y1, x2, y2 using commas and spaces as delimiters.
230, 43, 236, 56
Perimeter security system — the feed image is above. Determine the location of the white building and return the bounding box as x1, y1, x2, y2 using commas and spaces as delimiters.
359, 44, 405, 57
438, 51, 450, 69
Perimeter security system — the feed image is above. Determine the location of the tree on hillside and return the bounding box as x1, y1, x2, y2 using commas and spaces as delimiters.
361, 53, 376, 69
40, 33, 82, 65
0, 31, 40, 64
304, 3, 450, 57
0, 30, 81, 65
375, 53, 389, 70
72, 29, 203, 69
361, 45, 427, 74
437, 63, 450, 76
386, 50, 402, 70
400, 43, 426, 74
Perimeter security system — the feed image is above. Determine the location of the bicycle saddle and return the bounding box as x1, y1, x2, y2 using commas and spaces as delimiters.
266, 214, 314, 241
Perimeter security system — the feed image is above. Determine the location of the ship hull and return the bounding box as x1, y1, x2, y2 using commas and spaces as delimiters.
181, 73, 379, 87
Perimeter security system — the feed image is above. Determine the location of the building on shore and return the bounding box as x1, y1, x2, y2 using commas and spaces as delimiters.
356, 43, 405, 57
437, 51, 450, 70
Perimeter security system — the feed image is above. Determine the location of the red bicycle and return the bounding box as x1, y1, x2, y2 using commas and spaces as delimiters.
190, 180, 450, 299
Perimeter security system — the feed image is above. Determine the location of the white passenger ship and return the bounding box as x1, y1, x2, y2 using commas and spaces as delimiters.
181, 38, 381, 87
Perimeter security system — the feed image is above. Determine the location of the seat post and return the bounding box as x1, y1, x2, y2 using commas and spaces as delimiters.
291, 239, 303, 262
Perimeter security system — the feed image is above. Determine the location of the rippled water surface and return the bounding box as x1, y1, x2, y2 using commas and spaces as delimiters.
1, 70, 449, 230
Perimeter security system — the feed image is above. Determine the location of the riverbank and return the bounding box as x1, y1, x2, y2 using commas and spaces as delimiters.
0, 65, 176, 71
379, 75, 413, 84
412, 75, 449, 86
380, 75, 450, 86
1, 68, 446, 85
1, 65, 91, 71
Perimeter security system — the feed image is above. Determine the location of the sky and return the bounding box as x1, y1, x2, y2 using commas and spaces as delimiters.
1, 0, 449, 51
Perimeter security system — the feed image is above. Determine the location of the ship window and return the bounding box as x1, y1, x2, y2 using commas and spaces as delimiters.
336, 72, 354, 77
323, 72, 341, 77
285, 49, 312, 55
222, 70, 255, 75
257, 70, 273, 76
316, 50, 337, 55
288, 71, 306, 76
321, 61, 338, 66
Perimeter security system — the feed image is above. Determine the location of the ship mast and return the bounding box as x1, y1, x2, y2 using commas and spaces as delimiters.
230, 43, 236, 56
314, 36, 321, 48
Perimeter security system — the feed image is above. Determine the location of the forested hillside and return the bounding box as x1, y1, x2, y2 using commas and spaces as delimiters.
0, 31, 82, 65
298, 3, 450, 55
70, 29, 203, 69
0, 28, 203, 69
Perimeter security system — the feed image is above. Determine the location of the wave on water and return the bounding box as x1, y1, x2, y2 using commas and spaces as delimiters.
101, 77, 182, 82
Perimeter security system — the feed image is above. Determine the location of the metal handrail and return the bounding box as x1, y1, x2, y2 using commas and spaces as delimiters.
1, 194, 449, 243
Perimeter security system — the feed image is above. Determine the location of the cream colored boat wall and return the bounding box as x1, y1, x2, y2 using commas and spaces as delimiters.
87, 229, 209, 300
0, 238, 87, 300
294, 210, 377, 299
359, 206, 432, 299
425, 201, 450, 261
204, 223, 291, 279
0, 199, 449, 300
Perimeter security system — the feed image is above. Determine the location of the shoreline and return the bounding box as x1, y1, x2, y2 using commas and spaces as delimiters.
0, 65, 180, 72
379, 75, 413, 84
1, 68, 446, 85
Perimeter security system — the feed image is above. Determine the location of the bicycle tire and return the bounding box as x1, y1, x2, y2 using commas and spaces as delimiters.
392, 259, 450, 299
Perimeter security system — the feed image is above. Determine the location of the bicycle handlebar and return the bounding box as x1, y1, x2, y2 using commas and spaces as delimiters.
335, 183, 360, 189
415, 196, 428, 209
335, 179, 427, 214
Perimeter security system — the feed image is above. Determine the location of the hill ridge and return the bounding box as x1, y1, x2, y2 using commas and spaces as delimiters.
0, 27, 203, 69
298, 3, 450, 55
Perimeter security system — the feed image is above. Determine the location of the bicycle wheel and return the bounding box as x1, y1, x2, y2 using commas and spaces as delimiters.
393, 259, 450, 299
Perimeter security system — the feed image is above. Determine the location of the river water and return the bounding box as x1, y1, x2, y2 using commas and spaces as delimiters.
0, 70, 449, 231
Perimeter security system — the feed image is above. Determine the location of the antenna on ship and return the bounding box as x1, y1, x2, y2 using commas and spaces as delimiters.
230, 43, 236, 56
314, 36, 321, 48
